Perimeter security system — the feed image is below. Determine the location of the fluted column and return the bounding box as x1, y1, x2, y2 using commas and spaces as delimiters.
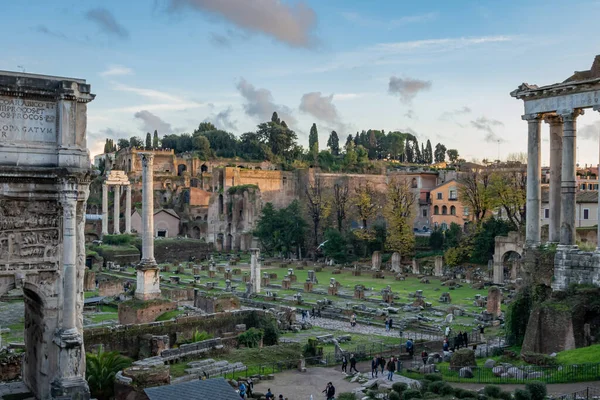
141, 154, 155, 262
559, 109, 583, 246
546, 115, 563, 243
125, 185, 132, 234
113, 185, 120, 234
523, 113, 543, 247
61, 186, 79, 333
101, 183, 108, 236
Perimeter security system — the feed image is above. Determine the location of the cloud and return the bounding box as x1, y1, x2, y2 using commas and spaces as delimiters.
101, 65, 133, 77
299, 92, 340, 123
168, 0, 318, 48
134, 110, 173, 134
110, 82, 204, 112
341, 11, 437, 29
470, 116, 506, 143
86, 8, 129, 39
209, 32, 231, 47
236, 78, 296, 126
439, 106, 471, 121
405, 110, 416, 119
34, 25, 69, 40
578, 120, 600, 140
204, 107, 238, 131
388, 76, 432, 103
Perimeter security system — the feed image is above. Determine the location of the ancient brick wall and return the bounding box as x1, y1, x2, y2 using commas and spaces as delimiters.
118, 300, 177, 325
553, 248, 600, 290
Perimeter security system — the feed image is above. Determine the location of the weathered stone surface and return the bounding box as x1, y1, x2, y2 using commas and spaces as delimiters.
459, 367, 474, 378
484, 359, 496, 368
372, 251, 382, 270
118, 299, 177, 324
486, 286, 502, 317
450, 349, 476, 369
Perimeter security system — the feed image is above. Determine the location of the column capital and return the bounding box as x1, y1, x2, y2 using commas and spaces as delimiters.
139, 152, 155, 167
522, 113, 545, 122
558, 109, 584, 121
593, 105, 600, 112
544, 114, 563, 125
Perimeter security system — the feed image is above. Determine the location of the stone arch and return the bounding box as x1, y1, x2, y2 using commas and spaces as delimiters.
192, 225, 201, 239
177, 164, 187, 176
492, 232, 525, 284
200, 164, 208, 173
502, 250, 523, 281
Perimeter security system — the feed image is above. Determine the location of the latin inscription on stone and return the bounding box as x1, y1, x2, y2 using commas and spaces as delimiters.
0, 96, 57, 143
0, 199, 61, 271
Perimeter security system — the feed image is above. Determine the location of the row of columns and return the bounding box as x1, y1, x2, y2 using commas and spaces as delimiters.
525, 109, 599, 248
101, 183, 131, 235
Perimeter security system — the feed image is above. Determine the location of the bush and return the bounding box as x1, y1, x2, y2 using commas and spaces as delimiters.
454, 388, 478, 399
392, 383, 409, 394
423, 393, 438, 399
498, 391, 513, 400
483, 385, 502, 398
262, 318, 280, 346
427, 381, 445, 394
237, 327, 263, 348
423, 374, 443, 382
389, 392, 402, 400
337, 394, 357, 400
102, 234, 133, 246
514, 389, 532, 400
525, 381, 547, 400
403, 389, 423, 400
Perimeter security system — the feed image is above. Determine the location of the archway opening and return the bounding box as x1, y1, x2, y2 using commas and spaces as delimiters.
23, 287, 45, 391
192, 226, 201, 239
177, 164, 187, 176
502, 251, 522, 281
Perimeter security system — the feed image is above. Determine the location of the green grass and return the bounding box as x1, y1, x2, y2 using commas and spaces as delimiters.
556, 344, 600, 364
156, 309, 184, 321
84, 291, 99, 298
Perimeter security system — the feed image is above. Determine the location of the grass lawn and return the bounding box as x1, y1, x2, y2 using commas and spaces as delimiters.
556, 344, 600, 364
84, 291, 99, 298
156, 309, 185, 321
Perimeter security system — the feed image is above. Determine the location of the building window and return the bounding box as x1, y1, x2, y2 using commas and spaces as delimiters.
157, 230, 167, 237
544, 208, 550, 219
581, 184, 587, 190
463, 207, 469, 216
441, 222, 448, 231
584, 208, 590, 220
411, 178, 418, 188
449, 190, 457, 200
283, 176, 287, 186
589, 184, 594, 190
437, 192, 442, 200
450, 205, 456, 215
434, 205, 439, 215
595, 184, 599, 190
422, 209, 427, 217
442, 205, 448, 215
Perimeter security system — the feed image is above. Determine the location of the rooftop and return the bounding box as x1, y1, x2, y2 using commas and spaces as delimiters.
144, 378, 240, 400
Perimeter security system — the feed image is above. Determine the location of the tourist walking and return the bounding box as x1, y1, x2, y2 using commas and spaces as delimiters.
421, 350, 428, 365
389, 318, 393, 330
265, 389, 274, 399
322, 382, 336, 400
349, 353, 358, 373
239, 382, 247, 399
350, 313, 357, 327
385, 317, 390, 332
341, 355, 348, 373
379, 355, 386, 374
386, 357, 396, 381
463, 331, 469, 348
405, 338, 414, 357
371, 356, 379, 377
442, 339, 449, 352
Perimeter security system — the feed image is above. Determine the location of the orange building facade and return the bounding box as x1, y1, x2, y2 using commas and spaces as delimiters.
430, 179, 473, 230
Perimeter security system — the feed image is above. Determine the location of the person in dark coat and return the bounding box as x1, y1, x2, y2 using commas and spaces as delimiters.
386, 357, 396, 381
349, 353, 358, 373
371, 356, 379, 377
463, 331, 469, 347
341, 355, 348, 373
389, 318, 393, 330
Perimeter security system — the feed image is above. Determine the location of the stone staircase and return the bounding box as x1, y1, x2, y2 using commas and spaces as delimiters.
171, 358, 247, 383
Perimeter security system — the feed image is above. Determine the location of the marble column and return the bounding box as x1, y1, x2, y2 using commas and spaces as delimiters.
135, 153, 161, 301
524, 114, 542, 247
61, 188, 79, 333
125, 185, 132, 234
250, 248, 261, 293
101, 183, 108, 235
595, 107, 600, 251
113, 185, 120, 234
559, 110, 582, 246
546, 115, 563, 243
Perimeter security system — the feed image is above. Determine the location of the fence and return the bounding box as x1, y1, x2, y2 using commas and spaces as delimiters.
553, 387, 600, 400
409, 363, 600, 384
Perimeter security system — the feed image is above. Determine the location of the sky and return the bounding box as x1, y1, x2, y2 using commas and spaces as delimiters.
2, 0, 600, 166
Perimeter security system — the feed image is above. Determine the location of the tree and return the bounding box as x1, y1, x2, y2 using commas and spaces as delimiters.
345, 134, 354, 149
489, 169, 526, 228
444, 222, 463, 249
425, 139, 433, 164
152, 130, 159, 149
447, 149, 459, 163
192, 135, 211, 159
405, 140, 414, 163
86, 346, 132, 400
197, 129, 238, 158
434, 143, 447, 163
103, 139, 116, 153
305, 176, 330, 249
254, 201, 307, 257
197, 121, 217, 132
354, 183, 378, 229
332, 178, 350, 232
470, 217, 513, 263
459, 168, 492, 224
429, 229, 444, 250
129, 136, 143, 148
322, 229, 349, 264
384, 178, 416, 254
327, 130, 340, 156
145, 132, 152, 150
309, 123, 319, 155
343, 141, 357, 169
386, 131, 405, 160
117, 138, 130, 150
256, 114, 298, 159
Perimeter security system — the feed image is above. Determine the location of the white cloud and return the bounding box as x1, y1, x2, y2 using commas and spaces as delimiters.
107, 82, 205, 113
100, 65, 133, 77
341, 11, 437, 29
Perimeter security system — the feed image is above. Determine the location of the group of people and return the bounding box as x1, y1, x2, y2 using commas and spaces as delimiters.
442, 330, 469, 352
340, 353, 358, 373
264, 388, 286, 400
384, 317, 394, 331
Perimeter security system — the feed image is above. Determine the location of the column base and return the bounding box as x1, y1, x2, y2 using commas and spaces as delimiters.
51, 376, 90, 400
557, 244, 578, 251
135, 262, 161, 301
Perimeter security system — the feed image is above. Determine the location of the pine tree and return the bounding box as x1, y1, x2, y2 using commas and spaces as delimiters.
426, 139, 433, 164
346, 134, 354, 149
434, 143, 447, 163
327, 131, 340, 156
405, 140, 414, 163
152, 130, 159, 149
414, 139, 422, 163
309, 123, 319, 154
145, 132, 152, 150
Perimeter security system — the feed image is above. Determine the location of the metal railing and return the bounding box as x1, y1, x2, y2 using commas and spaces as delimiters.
552, 387, 600, 400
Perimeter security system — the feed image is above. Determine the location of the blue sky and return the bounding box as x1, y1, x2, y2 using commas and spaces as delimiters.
2, 0, 600, 165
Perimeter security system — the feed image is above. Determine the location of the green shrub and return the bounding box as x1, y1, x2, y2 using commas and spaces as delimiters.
102, 234, 133, 246
389, 392, 402, 400
237, 327, 263, 348
525, 381, 547, 400
190, 330, 212, 343
483, 385, 502, 398
514, 389, 531, 400
403, 389, 423, 400
262, 318, 280, 346
454, 388, 477, 399
423, 374, 443, 382
392, 383, 409, 394
337, 394, 357, 400
498, 391, 513, 400
428, 381, 445, 394
423, 393, 438, 399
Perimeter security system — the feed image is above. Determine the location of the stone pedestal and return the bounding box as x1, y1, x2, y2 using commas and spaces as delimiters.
282, 279, 291, 290
412, 258, 420, 274
192, 267, 202, 275
434, 256, 443, 276
250, 248, 261, 294
391, 252, 401, 272
328, 285, 338, 296
487, 286, 502, 317
307, 270, 317, 283
208, 270, 216, 278
224, 271, 232, 280
304, 280, 313, 292
372, 251, 382, 270
354, 285, 365, 299
261, 277, 270, 287
382, 291, 394, 304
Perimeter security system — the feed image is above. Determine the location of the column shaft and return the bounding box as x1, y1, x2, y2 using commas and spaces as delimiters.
559, 110, 581, 246
125, 185, 132, 234
141, 154, 155, 262
61, 188, 78, 332
547, 116, 563, 243
101, 184, 108, 235
524, 114, 542, 247
113, 185, 120, 234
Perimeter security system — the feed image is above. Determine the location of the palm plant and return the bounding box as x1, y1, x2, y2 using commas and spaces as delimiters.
86, 345, 132, 400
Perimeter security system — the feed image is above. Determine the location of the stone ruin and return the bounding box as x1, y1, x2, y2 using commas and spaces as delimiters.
372, 251, 382, 270
434, 256, 444, 276
304, 278, 313, 293
391, 252, 401, 273
282, 278, 291, 290
352, 264, 361, 276
261, 272, 270, 287
307, 269, 318, 283
473, 294, 486, 308
0, 71, 95, 399
439, 292, 452, 303
486, 286, 503, 317
328, 278, 339, 296
412, 258, 420, 274
382, 285, 394, 304
354, 285, 365, 299
287, 268, 297, 282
